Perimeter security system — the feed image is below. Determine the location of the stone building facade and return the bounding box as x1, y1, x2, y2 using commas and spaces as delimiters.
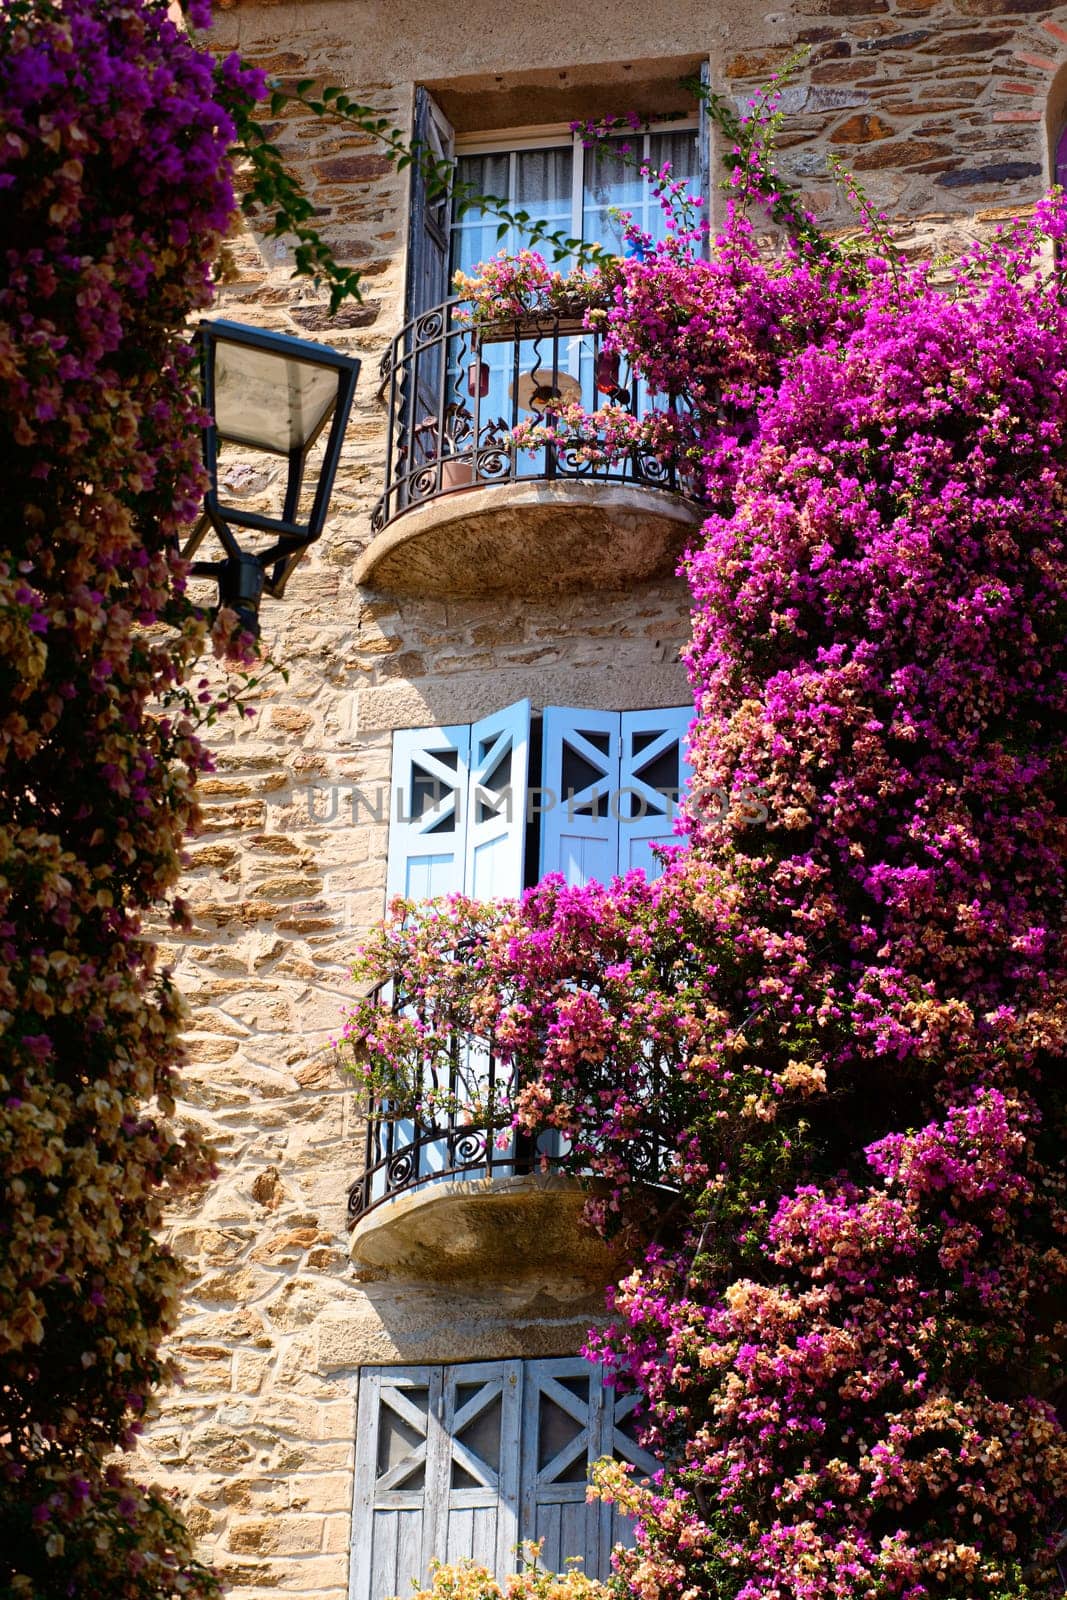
135, 3, 1067, 1595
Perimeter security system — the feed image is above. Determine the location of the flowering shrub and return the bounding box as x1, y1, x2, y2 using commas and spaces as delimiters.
0, 0, 270, 1592
399, 1544, 609, 1600
349, 163, 1067, 1596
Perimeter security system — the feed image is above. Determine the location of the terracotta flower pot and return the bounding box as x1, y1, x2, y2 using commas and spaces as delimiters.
440, 456, 475, 490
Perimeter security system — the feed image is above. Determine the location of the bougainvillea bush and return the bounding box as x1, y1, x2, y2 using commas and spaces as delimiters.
345, 181, 1067, 1596
0, 1, 269, 1592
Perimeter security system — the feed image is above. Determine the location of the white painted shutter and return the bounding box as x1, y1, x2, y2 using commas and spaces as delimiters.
352, 1366, 442, 1600
464, 701, 531, 900
519, 1358, 606, 1578
617, 707, 692, 880
387, 724, 471, 902
539, 708, 621, 887
433, 1361, 523, 1575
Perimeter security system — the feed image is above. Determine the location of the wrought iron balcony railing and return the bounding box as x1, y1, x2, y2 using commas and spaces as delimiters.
370, 297, 697, 534
346, 979, 677, 1229
346, 981, 567, 1228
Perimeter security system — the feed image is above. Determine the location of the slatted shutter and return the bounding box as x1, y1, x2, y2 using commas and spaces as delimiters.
539, 708, 621, 887
406, 89, 455, 324
397, 91, 457, 514
617, 708, 692, 880
433, 1361, 523, 1574
464, 701, 531, 900
698, 58, 713, 260
387, 724, 471, 903
352, 1367, 443, 1600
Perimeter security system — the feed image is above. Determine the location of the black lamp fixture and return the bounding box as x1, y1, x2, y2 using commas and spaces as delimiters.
182, 319, 361, 634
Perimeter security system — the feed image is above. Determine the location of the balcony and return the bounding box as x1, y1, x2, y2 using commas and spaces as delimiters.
357, 298, 704, 598
346, 980, 672, 1283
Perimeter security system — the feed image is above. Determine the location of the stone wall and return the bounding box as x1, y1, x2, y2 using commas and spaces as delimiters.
131, 3, 1067, 1594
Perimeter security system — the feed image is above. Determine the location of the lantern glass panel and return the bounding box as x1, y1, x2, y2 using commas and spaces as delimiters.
213, 339, 339, 455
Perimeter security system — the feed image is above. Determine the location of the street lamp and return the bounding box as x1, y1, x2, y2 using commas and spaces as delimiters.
182, 319, 361, 634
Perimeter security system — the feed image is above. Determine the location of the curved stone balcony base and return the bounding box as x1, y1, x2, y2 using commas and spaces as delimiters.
349, 1172, 623, 1285
356, 479, 703, 598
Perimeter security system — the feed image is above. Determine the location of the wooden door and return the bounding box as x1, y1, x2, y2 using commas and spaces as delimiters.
518, 1357, 605, 1578
351, 1367, 443, 1600
353, 1364, 522, 1600
353, 1360, 649, 1598
432, 1361, 523, 1575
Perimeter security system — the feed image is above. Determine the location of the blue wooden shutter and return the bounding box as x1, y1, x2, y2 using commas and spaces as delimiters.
351, 1366, 443, 1600
387, 724, 471, 903
539, 708, 621, 887
432, 1361, 523, 1573
617, 707, 692, 879
353, 1363, 522, 1600
597, 1385, 659, 1574
464, 700, 531, 900
353, 1360, 652, 1596
519, 1357, 605, 1577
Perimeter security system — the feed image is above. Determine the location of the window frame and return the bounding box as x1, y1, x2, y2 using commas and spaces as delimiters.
1055, 121, 1067, 191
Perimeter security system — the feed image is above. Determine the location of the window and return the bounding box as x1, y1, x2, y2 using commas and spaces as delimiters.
450, 123, 701, 283
385, 700, 692, 903
1057, 121, 1067, 192
404, 79, 708, 325
351, 1358, 656, 1600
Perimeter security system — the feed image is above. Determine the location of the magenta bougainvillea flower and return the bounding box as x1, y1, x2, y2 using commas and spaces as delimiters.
346, 187, 1067, 1597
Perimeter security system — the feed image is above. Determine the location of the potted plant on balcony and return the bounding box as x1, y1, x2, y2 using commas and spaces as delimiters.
408, 401, 477, 494
453, 249, 617, 339
509, 396, 701, 497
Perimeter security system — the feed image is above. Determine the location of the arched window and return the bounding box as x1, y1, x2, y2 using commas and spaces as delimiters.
1056, 120, 1067, 191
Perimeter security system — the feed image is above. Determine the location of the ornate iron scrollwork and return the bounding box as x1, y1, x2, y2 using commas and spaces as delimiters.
386, 1149, 416, 1191
449, 1126, 488, 1168
346, 976, 679, 1228
368, 296, 704, 534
